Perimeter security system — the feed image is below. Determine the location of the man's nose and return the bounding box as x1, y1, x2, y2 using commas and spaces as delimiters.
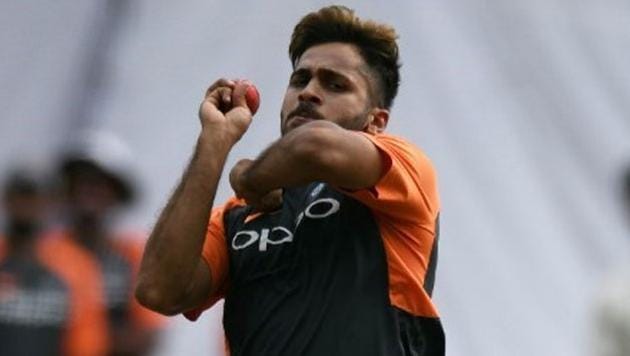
298, 81, 323, 105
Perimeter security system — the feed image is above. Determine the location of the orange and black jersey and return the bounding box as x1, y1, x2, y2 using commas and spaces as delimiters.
47, 231, 166, 339
0, 236, 108, 356
185, 133, 443, 356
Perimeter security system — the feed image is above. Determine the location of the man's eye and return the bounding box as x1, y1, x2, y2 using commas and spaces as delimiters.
327, 82, 345, 91
290, 76, 309, 87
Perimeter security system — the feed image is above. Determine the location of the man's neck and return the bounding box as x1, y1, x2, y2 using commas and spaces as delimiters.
71, 218, 108, 252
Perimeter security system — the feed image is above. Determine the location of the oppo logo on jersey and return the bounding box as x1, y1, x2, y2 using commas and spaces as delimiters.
232, 197, 341, 252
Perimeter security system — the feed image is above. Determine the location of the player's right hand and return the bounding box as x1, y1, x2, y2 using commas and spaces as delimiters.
198, 78, 254, 145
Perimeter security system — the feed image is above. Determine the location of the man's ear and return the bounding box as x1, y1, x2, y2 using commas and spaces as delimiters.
364, 108, 389, 134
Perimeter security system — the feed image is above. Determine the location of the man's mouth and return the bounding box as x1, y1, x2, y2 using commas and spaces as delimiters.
287, 115, 317, 129
285, 103, 324, 131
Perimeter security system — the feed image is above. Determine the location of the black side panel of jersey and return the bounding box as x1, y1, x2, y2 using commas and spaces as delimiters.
222, 183, 402, 356
423, 214, 440, 297
394, 307, 445, 356
0, 257, 69, 356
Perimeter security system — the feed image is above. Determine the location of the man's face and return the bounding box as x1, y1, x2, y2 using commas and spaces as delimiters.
280, 42, 375, 135
3, 191, 46, 238
66, 166, 119, 219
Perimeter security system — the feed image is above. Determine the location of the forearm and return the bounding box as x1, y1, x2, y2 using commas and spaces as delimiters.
241, 121, 381, 195
136, 133, 231, 312
242, 124, 326, 194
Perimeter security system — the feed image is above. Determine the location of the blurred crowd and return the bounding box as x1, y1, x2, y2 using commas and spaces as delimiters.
0, 130, 165, 356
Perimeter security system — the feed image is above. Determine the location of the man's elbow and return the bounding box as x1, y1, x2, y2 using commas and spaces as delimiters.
135, 280, 183, 316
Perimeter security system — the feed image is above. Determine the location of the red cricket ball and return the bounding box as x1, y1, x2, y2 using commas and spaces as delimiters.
245, 84, 260, 115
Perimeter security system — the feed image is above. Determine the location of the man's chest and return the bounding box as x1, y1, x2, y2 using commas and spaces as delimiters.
224, 183, 376, 280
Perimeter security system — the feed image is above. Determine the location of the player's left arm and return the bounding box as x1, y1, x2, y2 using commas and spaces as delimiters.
232, 120, 382, 204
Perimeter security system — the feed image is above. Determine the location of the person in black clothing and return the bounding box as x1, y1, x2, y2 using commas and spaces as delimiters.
137, 5, 444, 356
57, 131, 164, 356
0, 168, 109, 356
0, 170, 61, 356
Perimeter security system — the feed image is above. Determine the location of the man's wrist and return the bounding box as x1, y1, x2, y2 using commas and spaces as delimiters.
197, 130, 236, 154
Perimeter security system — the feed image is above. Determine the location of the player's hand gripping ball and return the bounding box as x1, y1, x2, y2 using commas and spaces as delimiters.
232, 80, 260, 115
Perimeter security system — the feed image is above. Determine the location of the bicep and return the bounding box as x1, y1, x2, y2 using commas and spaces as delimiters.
337, 134, 440, 223
178, 205, 231, 316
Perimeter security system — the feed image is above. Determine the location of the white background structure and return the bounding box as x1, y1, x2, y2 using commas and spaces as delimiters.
1, 1, 629, 355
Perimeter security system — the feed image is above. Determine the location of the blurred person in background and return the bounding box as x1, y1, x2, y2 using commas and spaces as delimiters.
0, 167, 108, 356
137, 5, 443, 356
591, 166, 630, 356
54, 130, 164, 356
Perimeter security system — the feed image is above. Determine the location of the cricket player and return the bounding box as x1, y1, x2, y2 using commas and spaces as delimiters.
137, 5, 444, 355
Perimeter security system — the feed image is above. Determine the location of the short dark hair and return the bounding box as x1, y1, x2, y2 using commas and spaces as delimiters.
289, 5, 401, 109
2, 169, 44, 199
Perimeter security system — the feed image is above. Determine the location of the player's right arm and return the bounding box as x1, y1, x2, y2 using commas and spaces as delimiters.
135, 79, 253, 316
